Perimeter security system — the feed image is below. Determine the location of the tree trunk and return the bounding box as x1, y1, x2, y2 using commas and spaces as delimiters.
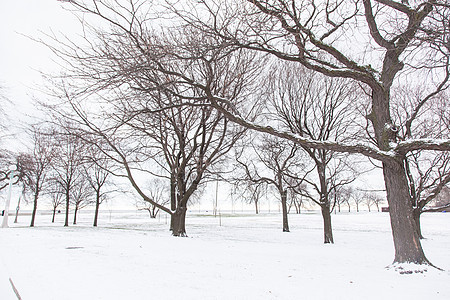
14, 196, 21, 224
413, 208, 424, 239
30, 193, 39, 227
383, 160, 428, 264
64, 191, 70, 227
52, 207, 56, 223
281, 190, 289, 232
255, 200, 259, 214
321, 205, 334, 244
93, 191, 100, 227
171, 207, 187, 237
73, 205, 79, 225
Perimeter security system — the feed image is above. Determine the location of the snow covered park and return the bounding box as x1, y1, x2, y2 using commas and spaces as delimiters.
1, 210, 449, 299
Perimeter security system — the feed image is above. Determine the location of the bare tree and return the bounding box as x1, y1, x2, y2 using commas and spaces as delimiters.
83, 150, 114, 227
352, 190, 364, 213
51, 130, 85, 227
71, 176, 93, 225
137, 178, 169, 219
16, 126, 55, 227
262, 62, 359, 242
43, 2, 255, 236
50, 186, 64, 223
236, 135, 305, 231
288, 189, 304, 214
372, 194, 385, 212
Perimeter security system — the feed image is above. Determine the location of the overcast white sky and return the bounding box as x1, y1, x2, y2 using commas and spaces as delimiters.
0, 0, 81, 128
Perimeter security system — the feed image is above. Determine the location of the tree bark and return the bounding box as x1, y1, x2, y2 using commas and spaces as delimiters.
30, 192, 39, 227
413, 208, 424, 239
383, 160, 428, 264
321, 205, 334, 244
171, 207, 187, 237
281, 190, 289, 232
64, 190, 70, 227
93, 191, 100, 227
73, 205, 79, 225
52, 207, 56, 223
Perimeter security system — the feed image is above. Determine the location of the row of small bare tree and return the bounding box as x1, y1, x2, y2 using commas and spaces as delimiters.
1, 125, 112, 227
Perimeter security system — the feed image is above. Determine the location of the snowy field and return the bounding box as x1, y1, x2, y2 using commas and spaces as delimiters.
1, 210, 449, 300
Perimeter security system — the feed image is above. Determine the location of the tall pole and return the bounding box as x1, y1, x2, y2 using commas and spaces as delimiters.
2, 166, 17, 228
214, 174, 219, 217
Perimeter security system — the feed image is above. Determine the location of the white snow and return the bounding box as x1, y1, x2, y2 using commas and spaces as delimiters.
1, 211, 449, 299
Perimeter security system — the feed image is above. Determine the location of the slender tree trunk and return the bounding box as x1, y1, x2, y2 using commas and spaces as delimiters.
73, 205, 79, 225
383, 160, 428, 264
52, 207, 57, 223
255, 200, 259, 214
281, 190, 289, 232
93, 191, 100, 227
321, 205, 334, 244
30, 192, 39, 227
14, 196, 21, 224
64, 190, 70, 227
171, 206, 187, 237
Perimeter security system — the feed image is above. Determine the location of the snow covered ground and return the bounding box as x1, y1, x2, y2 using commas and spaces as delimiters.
1, 210, 449, 299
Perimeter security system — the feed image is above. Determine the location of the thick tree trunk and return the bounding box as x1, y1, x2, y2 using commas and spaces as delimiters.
93, 192, 100, 227
30, 193, 39, 227
281, 190, 289, 232
383, 160, 428, 264
321, 205, 334, 244
171, 207, 187, 237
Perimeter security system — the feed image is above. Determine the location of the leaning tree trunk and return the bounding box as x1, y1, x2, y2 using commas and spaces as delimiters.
30, 192, 39, 227
281, 190, 289, 232
383, 160, 428, 264
14, 195, 21, 224
73, 205, 79, 225
321, 204, 334, 244
93, 191, 100, 227
171, 207, 187, 237
52, 207, 57, 223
